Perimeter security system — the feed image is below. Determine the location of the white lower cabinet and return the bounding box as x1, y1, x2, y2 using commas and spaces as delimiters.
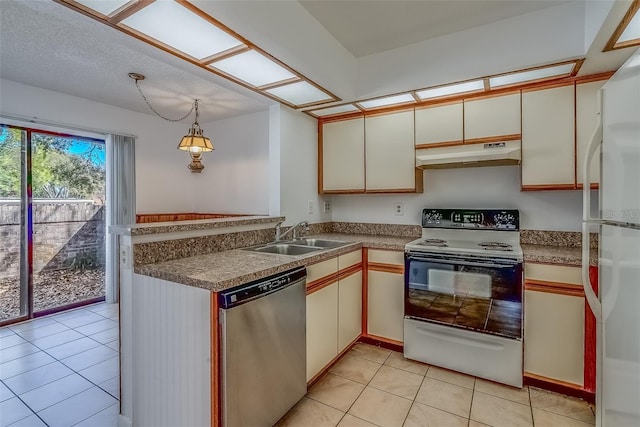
367, 270, 404, 343
524, 290, 585, 385
524, 263, 586, 386
306, 282, 339, 382
306, 250, 362, 381
338, 271, 363, 351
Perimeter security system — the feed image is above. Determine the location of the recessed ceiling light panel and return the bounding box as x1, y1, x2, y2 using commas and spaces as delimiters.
266, 81, 332, 106
358, 93, 415, 109
309, 104, 359, 116
75, 0, 131, 16
489, 63, 575, 88
210, 50, 297, 87
121, 1, 244, 60
416, 80, 485, 100
618, 9, 640, 44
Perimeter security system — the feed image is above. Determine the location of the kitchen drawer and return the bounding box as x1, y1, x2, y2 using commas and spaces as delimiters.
525, 263, 582, 285
307, 257, 339, 283
339, 250, 361, 270
368, 249, 404, 266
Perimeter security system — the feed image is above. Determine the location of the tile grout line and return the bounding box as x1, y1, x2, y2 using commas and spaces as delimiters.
5, 388, 51, 427
0, 305, 120, 425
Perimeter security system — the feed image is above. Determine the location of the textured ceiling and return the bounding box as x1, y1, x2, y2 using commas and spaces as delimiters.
299, 0, 571, 57
0, 0, 635, 123
0, 0, 271, 123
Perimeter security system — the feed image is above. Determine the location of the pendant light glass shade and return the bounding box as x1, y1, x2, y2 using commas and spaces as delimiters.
177, 100, 214, 173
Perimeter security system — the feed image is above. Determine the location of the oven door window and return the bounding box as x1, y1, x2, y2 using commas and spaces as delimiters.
406, 254, 522, 339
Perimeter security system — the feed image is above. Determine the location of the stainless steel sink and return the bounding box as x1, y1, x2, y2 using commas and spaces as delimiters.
247, 243, 323, 256
289, 238, 347, 248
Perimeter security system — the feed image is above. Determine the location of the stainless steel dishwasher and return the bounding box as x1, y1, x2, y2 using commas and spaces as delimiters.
219, 266, 307, 427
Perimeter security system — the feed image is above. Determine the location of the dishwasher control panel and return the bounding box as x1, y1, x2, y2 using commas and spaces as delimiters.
218, 267, 306, 309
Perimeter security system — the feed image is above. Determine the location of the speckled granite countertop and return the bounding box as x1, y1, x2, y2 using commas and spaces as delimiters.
111, 215, 284, 236
135, 233, 413, 292
522, 244, 597, 267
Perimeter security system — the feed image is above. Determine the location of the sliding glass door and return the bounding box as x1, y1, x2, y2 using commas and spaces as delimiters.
0, 127, 29, 323
0, 125, 106, 324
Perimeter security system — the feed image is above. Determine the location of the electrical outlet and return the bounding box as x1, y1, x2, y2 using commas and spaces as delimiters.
120, 246, 130, 269
307, 200, 314, 214
323, 201, 331, 212
394, 202, 404, 216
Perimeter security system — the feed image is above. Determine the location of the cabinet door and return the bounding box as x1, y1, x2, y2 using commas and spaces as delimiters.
576, 80, 606, 187
521, 85, 575, 188
367, 270, 404, 342
415, 102, 463, 147
322, 118, 365, 192
365, 111, 416, 191
338, 271, 362, 352
464, 93, 521, 141
524, 290, 585, 386
306, 282, 338, 381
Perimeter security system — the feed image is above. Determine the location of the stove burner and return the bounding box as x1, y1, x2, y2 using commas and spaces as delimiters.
478, 242, 513, 249
419, 239, 448, 247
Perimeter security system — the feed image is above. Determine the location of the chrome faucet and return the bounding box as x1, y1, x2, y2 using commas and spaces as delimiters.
274, 220, 309, 241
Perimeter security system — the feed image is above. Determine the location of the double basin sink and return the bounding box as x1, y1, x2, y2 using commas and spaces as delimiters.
243, 238, 348, 256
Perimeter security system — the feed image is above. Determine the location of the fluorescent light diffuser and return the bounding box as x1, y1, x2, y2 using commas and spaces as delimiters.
489, 63, 575, 88
121, 2, 244, 60
416, 80, 485, 100
618, 9, 640, 44
210, 51, 296, 87
266, 81, 332, 106
75, 0, 131, 16
358, 94, 415, 109
309, 104, 359, 116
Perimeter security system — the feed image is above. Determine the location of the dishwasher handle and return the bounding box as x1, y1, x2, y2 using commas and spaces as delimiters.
218, 267, 306, 309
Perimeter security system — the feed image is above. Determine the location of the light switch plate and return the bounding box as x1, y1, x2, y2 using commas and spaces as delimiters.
307, 200, 314, 214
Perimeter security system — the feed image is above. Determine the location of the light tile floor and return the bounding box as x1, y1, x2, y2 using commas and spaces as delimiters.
2, 310, 596, 427
0, 303, 119, 427
278, 343, 596, 427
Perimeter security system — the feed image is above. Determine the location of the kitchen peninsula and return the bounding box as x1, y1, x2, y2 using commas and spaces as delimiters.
114, 216, 597, 426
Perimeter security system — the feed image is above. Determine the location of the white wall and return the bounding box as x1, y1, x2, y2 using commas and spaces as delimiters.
278, 106, 332, 226
331, 166, 596, 231
356, 1, 587, 98
0, 78, 197, 214
195, 110, 270, 215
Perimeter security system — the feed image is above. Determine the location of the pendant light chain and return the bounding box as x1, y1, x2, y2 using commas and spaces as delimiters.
133, 78, 195, 122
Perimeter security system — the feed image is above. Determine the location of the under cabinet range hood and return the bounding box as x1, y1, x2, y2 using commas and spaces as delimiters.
416, 140, 521, 169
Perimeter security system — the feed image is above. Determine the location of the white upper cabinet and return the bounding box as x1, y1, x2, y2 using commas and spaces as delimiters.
521, 85, 575, 188
464, 93, 521, 141
576, 80, 607, 187
415, 102, 463, 147
365, 110, 416, 191
321, 118, 365, 192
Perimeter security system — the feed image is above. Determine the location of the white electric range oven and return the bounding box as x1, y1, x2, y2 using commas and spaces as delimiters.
404, 209, 524, 387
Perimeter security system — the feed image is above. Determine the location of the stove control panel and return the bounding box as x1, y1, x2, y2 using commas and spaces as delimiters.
422, 209, 519, 230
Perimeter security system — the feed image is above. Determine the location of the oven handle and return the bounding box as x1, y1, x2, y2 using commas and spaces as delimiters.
415, 326, 506, 351
407, 255, 518, 269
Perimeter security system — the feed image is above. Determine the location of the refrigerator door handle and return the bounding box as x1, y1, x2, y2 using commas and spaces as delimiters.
581, 222, 601, 322
581, 89, 602, 322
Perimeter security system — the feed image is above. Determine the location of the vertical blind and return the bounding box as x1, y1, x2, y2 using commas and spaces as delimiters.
106, 134, 136, 303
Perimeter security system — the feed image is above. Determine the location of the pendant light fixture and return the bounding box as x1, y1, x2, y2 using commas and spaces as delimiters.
177, 100, 214, 173
129, 72, 214, 173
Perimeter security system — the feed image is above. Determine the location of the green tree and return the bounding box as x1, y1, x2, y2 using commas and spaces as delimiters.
0, 127, 105, 200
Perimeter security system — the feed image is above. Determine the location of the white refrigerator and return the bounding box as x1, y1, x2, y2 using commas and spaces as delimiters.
582, 48, 640, 427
